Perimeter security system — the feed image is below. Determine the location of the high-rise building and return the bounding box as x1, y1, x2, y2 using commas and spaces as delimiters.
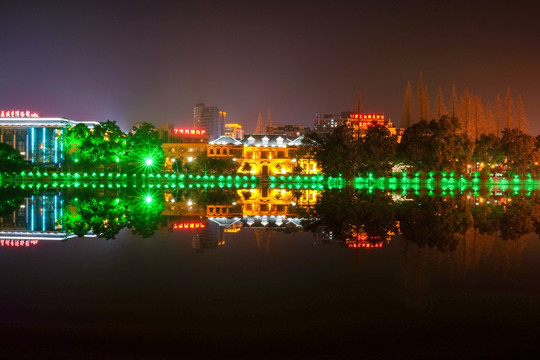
193, 103, 226, 140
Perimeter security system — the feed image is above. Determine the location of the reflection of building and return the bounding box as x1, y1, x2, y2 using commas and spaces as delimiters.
193, 103, 226, 140
237, 187, 318, 217
158, 125, 209, 171
0, 193, 95, 241
206, 187, 318, 233
191, 220, 225, 251
208, 134, 320, 176
0, 110, 98, 165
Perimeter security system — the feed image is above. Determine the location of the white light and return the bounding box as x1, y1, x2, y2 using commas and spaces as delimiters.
145, 158, 153, 166
187, 200, 193, 206
187, 157, 193, 162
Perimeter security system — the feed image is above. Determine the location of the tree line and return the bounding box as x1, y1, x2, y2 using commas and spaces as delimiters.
302, 189, 540, 251
306, 115, 540, 179
61, 121, 165, 172
402, 73, 528, 139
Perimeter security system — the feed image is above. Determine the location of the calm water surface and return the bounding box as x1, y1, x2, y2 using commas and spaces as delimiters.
2, 189, 540, 359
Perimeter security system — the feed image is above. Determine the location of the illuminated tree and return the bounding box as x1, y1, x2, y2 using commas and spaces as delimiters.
89, 120, 126, 170
61, 123, 91, 168
0, 142, 26, 173
126, 122, 164, 173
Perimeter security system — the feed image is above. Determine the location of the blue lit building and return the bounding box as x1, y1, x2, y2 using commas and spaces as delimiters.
0, 111, 98, 165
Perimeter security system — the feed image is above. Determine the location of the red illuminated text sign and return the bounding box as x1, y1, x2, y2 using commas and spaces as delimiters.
173, 222, 206, 229
172, 129, 206, 136
349, 114, 385, 121
0, 240, 39, 247
0, 110, 40, 118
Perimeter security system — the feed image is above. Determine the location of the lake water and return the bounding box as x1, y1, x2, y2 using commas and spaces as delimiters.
1, 187, 540, 359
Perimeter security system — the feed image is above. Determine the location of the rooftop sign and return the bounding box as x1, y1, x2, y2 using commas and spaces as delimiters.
349, 114, 385, 121
171, 128, 206, 136
1, 110, 40, 118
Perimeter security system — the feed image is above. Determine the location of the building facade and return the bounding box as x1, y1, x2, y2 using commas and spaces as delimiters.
158, 124, 209, 171
0, 110, 98, 165
193, 103, 226, 141
207, 134, 320, 177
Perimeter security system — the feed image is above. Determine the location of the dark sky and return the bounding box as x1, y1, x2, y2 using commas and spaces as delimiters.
1, 0, 539, 133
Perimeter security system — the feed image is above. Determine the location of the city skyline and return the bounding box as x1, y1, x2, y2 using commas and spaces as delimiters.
1, 1, 538, 133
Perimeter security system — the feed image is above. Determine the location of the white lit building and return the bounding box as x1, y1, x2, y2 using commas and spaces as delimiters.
0, 110, 98, 165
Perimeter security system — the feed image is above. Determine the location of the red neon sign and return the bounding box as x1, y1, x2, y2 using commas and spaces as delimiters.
350, 114, 385, 121
0, 240, 39, 247
0, 110, 40, 118
173, 221, 206, 229
172, 129, 206, 136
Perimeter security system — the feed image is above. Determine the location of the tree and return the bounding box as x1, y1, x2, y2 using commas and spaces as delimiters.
314, 125, 358, 179
494, 94, 503, 137
473, 133, 504, 166
450, 82, 458, 118
89, 120, 126, 170
357, 125, 397, 176
398, 116, 473, 172
402, 81, 413, 128
61, 123, 91, 168
416, 72, 430, 121
0, 142, 27, 173
505, 86, 514, 129
500, 128, 535, 174
517, 93, 528, 132
435, 86, 448, 119
126, 123, 164, 173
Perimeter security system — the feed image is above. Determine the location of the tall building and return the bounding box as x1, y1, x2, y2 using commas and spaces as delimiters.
193, 103, 226, 140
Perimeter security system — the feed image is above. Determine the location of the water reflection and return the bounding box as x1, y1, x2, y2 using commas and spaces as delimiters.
1, 184, 540, 256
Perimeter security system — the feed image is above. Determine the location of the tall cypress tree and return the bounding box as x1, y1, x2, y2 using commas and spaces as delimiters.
402, 81, 413, 128
505, 86, 514, 129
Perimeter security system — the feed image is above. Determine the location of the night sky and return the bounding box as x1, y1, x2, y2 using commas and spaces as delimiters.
1, 0, 539, 133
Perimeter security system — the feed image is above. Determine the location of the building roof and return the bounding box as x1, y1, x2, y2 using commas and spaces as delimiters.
208, 136, 243, 145
0, 117, 99, 128
209, 133, 315, 148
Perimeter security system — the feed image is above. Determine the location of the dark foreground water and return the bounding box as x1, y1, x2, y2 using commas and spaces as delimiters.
2, 226, 540, 359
